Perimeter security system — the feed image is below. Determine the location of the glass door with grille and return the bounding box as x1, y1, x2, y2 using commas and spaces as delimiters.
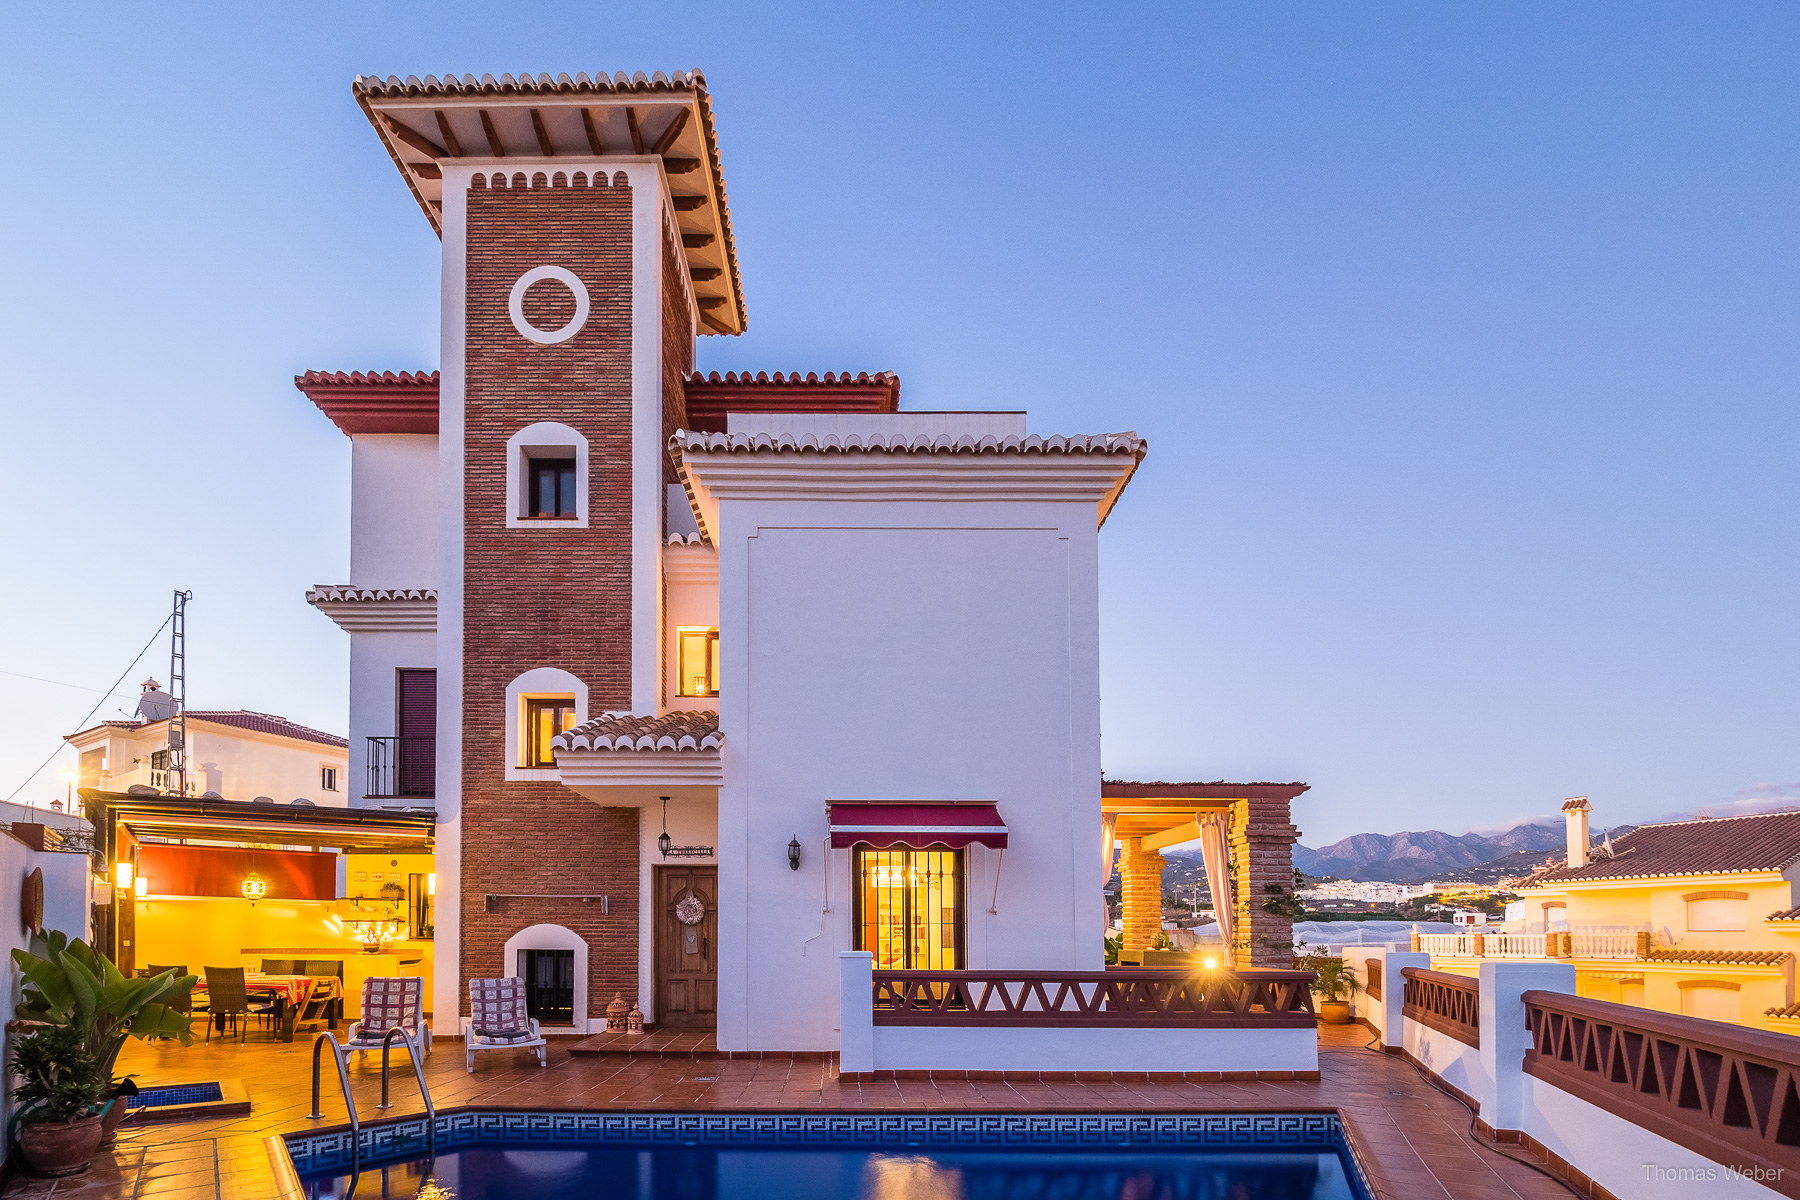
854, 847, 962, 970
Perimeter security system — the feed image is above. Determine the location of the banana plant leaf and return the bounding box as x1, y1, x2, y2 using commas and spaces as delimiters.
11, 929, 196, 1088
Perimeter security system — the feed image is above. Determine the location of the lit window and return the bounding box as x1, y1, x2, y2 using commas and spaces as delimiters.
523, 698, 577, 768
854, 847, 961, 970
527, 457, 577, 518
676, 627, 720, 698
320, 766, 339, 792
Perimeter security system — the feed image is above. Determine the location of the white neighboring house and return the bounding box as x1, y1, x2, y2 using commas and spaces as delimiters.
66, 680, 350, 805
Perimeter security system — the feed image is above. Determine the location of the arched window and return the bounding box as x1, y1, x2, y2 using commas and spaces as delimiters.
504, 667, 587, 781
505, 422, 589, 529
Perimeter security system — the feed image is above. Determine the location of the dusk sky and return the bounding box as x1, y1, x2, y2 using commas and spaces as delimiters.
1, 3, 1794, 845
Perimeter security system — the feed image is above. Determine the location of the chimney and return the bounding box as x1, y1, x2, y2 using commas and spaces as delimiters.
1562, 797, 1592, 869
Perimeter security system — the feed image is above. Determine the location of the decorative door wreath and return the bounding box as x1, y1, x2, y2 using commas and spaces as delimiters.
675, 895, 706, 925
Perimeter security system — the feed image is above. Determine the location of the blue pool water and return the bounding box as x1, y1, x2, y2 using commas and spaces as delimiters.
303, 1144, 1359, 1199
124, 1082, 224, 1109
289, 1112, 1369, 1200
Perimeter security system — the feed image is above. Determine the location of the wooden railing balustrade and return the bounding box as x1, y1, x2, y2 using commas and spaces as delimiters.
1364, 958, 1382, 1001
1523, 990, 1800, 1198
871, 968, 1317, 1028
1400, 966, 1480, 1048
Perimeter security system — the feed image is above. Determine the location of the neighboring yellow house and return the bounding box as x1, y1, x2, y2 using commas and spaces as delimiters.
1424, 798, 1800, 1034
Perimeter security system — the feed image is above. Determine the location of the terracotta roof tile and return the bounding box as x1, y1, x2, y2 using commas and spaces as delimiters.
295, 371, 439, 436
1768, 907, 1800, 922
1525, 810, 1800, 884
682, 371, 901, 434
305, 587, 438, 603
673, 430, 1143, 457
1642, 948, 1790, 966
1767, 1004, 1800, 1020
554, 710, 721, 754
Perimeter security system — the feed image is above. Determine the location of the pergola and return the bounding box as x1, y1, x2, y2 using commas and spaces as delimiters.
1101, 781, 1308, 967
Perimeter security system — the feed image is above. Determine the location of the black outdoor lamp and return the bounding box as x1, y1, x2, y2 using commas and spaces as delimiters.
787, 837, 802, 871
658, 796, 673, 857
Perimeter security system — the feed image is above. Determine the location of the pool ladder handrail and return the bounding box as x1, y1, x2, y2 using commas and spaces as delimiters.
376, 1026, 438, 1155
307, 1031, 360, 1177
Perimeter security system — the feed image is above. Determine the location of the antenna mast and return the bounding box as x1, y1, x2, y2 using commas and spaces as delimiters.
168, 590, 192, 796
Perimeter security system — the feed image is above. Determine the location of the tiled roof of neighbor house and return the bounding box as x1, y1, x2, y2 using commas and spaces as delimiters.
1102, 780, 1311, 800
1642, 948, 1791, 967
1768, 907, 1800, 922
673, 430, 1143, 457
295, 371, 439, 436
554, 710, 721, 753
1523, 810, 1800, 884
1767, 1004, 1800, 1020
352, 70, 745, 334
83, 712, 347, 750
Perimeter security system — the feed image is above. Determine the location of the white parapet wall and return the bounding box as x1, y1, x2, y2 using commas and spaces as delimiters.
1396, 959, 1789, 1199
839, 951, 1318, 1076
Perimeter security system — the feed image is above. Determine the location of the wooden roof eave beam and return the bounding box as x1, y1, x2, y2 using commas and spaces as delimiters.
1140, 821, 1204, 852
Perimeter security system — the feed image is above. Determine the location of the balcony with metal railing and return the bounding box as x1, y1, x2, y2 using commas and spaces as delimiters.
365, 736, 435, 801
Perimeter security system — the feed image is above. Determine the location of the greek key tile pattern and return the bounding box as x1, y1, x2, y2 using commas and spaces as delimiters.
285, 1110, 1368, 1196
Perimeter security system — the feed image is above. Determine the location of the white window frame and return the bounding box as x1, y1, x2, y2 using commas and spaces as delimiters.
320, 765, 340, 792
504, 667, 588, 781
505, 421, 590, 529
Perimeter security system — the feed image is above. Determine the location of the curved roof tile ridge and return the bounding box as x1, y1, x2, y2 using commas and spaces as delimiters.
671, 429, 1143, 457
297, 369, 440, 387
553, 709, 721, 754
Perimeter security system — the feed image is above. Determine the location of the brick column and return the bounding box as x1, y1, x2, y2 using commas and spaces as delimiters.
1231, 795, 1302, 967
1119, 836, 1165, 950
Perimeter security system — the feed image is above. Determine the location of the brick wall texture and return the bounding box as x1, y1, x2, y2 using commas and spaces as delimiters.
1231, 796, 1302, 967
460, 170, 643, 1019
1119, 837, 1166, 950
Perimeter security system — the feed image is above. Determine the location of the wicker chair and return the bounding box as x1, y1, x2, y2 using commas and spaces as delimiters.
465, 977, 547, 1073
201, 967, 274, 1044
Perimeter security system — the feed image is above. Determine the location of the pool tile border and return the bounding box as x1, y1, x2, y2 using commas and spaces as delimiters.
282, 1108, 1373, 1198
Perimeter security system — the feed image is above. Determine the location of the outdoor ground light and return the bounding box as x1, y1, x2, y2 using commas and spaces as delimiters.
787, 837, 802, 871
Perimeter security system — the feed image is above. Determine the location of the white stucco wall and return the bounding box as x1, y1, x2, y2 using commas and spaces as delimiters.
1402, 1017, 1487, 1107
347, 631, 436, 807
636, 795, 719, 1024
87, 723, 347, 806
350, 434, 439, 588
715, 496, 1106, 1052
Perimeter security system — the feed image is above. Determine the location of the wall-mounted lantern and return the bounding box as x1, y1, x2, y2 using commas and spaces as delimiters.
113, 861, 133, 891
134, 876, 148, 899
241, 872, 267, 905
787, 837, 802, 871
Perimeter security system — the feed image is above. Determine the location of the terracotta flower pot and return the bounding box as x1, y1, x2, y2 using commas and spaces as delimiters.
1318, 999, 1352, 1025
97, 1094, 132, 1147
18, 1114, 105, 1177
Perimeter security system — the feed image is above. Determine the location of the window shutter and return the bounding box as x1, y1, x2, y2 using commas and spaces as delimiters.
397, 670, 437, 739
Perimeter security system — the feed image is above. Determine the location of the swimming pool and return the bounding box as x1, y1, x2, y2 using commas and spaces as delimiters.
285, 1111, 1372, 1199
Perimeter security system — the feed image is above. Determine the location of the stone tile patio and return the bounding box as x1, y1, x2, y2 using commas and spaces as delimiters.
1, 1025, 1575, 1199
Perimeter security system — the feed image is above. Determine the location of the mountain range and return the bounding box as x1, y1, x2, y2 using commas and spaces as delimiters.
1290, 821, 1573, 883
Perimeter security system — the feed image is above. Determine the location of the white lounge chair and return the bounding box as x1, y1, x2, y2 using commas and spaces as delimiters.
344, 976, 431, 1057
466, 977, 547, 1072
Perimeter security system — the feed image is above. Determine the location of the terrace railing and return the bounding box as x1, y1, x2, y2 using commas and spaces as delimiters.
1523, 990, 1800, 1192
1567, 927, 1642, 960
1401, 966, 1480, 1048
366, 736, 435, 800
871, 967, 1317, 1028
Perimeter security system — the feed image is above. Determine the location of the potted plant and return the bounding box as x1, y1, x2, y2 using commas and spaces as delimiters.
11, 932, 195, 1146
1294, 949, 1358, 1024
9, 1026, 106, 1176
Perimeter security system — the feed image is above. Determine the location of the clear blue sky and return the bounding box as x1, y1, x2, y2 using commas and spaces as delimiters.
1, 3, 1794, 844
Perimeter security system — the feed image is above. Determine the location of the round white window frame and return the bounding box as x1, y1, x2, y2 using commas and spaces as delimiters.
508, 265, 590, 345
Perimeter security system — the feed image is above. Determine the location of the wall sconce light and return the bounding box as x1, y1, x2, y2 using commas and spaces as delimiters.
426, 872, 436, 897
134, 876, 148, 899
241, 872, 267, 905
787, 837, 801, 871
113, 861, 133, 891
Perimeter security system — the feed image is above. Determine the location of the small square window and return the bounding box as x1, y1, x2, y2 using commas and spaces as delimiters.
677, 627, 720, 698
523, 698, 578, 768
320, 766, 339, 792
527, 457, 577, 518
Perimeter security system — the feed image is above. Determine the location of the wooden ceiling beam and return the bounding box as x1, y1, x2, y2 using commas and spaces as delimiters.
689, 267, 723, 282
478, 109, 505, 157
681, 233, 715, 249
412, 163, 443, 181
699, 311, 733, 334
696, 296, 728, 311
529, 109, 555, 156
663, 158, 701, 175
382, 114, 446, 160
433, 111, 463, 157
580, 108, 604, 155
672, 195, 707, 212
649, 107, 690, 156
626, 107, 645, 154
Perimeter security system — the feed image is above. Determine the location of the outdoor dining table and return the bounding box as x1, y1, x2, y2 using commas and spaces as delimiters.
193, 973, 343, 1042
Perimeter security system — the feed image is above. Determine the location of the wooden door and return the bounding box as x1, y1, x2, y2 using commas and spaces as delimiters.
655, 865, 717, 1029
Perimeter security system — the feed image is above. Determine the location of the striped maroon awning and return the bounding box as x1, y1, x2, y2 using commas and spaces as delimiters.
827, 801, 1008, 850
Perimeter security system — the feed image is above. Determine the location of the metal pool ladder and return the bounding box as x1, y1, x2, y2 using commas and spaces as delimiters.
308, 1029, 438, 1179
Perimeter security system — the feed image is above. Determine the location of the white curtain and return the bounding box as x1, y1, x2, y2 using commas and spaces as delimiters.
1100, 814, 1118, 929
1196, 811, 1235, 967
